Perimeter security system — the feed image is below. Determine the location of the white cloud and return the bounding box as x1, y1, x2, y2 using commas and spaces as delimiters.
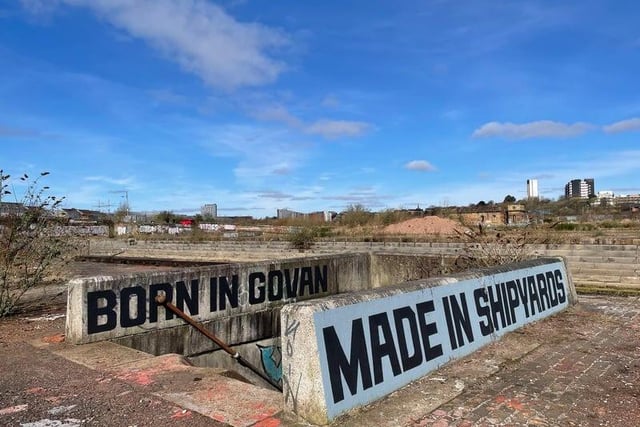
603, 117, 640, 134
84, 175, 136, 186
198, 124, 309, 183
472, 120, 592, 139
305, 120, 370, 139
252, 105, 302, 128
20, 0, 60, 16
31, 0, 289, 90
321, 94, 340, 108
405, 160, 436, 172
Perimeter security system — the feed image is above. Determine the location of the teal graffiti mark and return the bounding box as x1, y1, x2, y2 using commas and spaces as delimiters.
257, 344, 282, 385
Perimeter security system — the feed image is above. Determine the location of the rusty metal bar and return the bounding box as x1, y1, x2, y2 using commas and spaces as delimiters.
154, 294, 282, 392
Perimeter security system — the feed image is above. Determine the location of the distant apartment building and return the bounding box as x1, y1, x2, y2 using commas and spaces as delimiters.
277, 208, 303, 220
201, 203, 217, 218
277, 208, 336, 222
526, 179, 539, 199
564, 178, 595, 199
594, 191, 615, 206
615, 194, 640, 208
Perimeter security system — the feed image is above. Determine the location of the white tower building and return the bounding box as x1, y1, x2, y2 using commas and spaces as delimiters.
527, 179, 539, 199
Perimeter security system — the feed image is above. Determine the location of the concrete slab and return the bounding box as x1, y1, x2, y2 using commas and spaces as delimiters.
52, 340, 153, 370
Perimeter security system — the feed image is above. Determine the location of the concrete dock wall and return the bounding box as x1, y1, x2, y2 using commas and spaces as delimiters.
66, 253, 370, 349
281, 257, 576, 424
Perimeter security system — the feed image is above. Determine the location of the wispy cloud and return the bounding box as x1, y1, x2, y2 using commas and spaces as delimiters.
198, 124, 311, 183
250, 103, 372, 140
25, 0, 290, 90
305, 119, 370, 139
0, 124, 56, 139
603, 117, 640, 134
321, 94, 340, 108
472, 120, 592, 139
405, 160, 436, 172
84, 175, 136, 187
252, 105, 303, 128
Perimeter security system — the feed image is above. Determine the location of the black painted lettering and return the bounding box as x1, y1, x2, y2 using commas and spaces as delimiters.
323, 320, 373, 404
392, 306, 423, 372
120, 286, 146, 328
210, 275, 239, 312
416, 300, 443, 361
314, 265, 328, 294
474, 287, 493, 336
442, 296, 458, 350
369, 312, 402, 384
249, 272, 266, 304
149, 283, 174, 322
528, 276, 542, 315
176, 279, 199, 316
536, 274, 550, 311
284, 268, 299, 298
505, 280, 519, 324
449, 293, 474, 347
487, 285, 507, 331
499, 282, 512, 325
267, 270, 284, 301
554, 269, 567, 304
545, 271, 559, 307
87, 290, 117, 334
516, 278, 531, 318
299, 267, 314, 296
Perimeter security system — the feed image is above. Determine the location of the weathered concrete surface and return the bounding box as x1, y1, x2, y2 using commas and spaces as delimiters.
66, 254, 369, 346
281, 258, 575, 424
279, 294, 640, 426
1, 295, 638, 426
86, 238, 640, 294
190, 337, 282, 391
29, 331, 282, 426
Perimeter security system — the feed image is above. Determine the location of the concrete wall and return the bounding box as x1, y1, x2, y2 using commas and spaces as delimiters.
190, 337, 282, 389
369, 253, 458, 288
281, 257, 577, 424
66, 253, 370, 350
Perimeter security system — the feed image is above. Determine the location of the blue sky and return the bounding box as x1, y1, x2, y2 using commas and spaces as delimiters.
1, 0, 639, 217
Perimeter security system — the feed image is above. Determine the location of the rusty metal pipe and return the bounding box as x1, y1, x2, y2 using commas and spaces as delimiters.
154, 294, 282, 392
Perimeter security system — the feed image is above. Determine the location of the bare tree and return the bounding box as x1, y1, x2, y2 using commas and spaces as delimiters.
0, 171, 76, 316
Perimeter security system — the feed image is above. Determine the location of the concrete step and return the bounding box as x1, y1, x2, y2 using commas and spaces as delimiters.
565, 261, 639, 273
571, 274, 640, 284
541, 250, 639, 259
55, 342, 282, 427
561, 256, 639, 264
572, 279, 640, 290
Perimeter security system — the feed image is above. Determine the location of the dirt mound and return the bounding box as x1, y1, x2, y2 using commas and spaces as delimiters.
382, 216, 468, 235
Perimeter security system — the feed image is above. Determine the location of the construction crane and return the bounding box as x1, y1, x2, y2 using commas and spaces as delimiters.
108, 190, 129, 215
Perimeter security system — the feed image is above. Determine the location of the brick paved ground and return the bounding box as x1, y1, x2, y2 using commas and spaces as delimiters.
3, 294, 639, 426
407, 295, 640, 427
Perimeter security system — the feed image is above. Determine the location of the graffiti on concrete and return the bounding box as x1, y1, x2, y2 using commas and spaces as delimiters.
283, 313, 302, 409
257, 344, 282, 385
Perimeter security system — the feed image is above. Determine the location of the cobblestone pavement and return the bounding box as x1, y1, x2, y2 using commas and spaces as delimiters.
407, 295, 640, 427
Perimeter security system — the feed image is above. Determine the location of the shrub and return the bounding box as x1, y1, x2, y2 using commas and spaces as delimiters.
286, 227, 317, 251
0, 171, 75, 317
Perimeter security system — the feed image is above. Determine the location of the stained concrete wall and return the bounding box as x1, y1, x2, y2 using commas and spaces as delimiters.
67, 252, 468, 357
190, 337, 282, 389
66, 253, 370, 352
281, 257, 577, 424
369, 253, 458, 288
